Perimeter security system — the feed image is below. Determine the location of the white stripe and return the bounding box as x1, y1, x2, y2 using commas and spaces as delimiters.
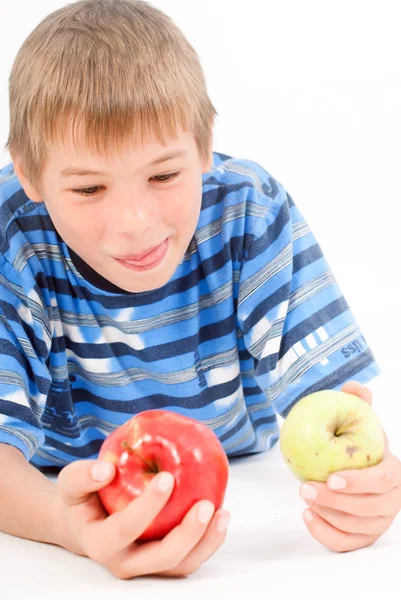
260, 335, 282, 359
293, 341, 307, 356
307, 330, 330, 365
271, 347, 299, 381
315, 327, 330, 364
316, 326, 329, 341
305, 333, 318, 349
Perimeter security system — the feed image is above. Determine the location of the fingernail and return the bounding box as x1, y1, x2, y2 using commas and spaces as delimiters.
300, 484, 317, 500
216, 512, 231, 532
92, 461, 113, 481
157, 472, 174, 492
328, 475, 346, 490
198, 501, 215, 524
303, 509, 314, 523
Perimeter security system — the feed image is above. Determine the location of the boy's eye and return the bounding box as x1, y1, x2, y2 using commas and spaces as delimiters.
151, 171, 180, 183
71, 172, 180, 196
72, 186, 102, 196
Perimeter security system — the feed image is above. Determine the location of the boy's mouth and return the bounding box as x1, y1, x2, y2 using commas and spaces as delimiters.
114, 239, 169, 270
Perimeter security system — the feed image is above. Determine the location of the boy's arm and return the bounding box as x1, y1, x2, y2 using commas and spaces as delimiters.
237, 180, 381, 419
0, 443, 65, 547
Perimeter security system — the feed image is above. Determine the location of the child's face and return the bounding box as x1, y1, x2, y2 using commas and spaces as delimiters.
17, 127, 212, 293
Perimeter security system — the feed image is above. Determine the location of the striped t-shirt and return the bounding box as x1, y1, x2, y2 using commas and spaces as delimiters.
0, 152, 380, 471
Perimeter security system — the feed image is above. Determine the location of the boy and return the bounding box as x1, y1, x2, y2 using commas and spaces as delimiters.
0, 0, 400, 580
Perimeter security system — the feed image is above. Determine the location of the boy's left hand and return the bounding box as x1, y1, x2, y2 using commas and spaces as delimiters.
299, 380, 401, 552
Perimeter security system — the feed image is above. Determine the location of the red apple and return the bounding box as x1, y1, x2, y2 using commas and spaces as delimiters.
97, 409, 229, 541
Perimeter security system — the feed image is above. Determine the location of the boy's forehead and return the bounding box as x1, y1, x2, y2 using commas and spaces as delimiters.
58, 149, 190, 179
47, 124, 196, 170
47, 123, 195, 159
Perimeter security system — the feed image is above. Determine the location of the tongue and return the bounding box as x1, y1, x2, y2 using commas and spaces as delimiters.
124, 241, 164, 266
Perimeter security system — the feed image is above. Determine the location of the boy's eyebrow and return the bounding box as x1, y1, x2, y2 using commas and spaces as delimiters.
60, 150, 188, 178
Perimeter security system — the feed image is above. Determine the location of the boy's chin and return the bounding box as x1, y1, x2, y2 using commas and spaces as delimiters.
108, 261, 178, 294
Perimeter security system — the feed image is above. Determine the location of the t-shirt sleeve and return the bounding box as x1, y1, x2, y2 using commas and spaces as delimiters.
237, 178, 381, 420
0, 259, 51, 460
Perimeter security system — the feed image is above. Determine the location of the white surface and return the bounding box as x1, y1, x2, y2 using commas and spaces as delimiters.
1, 376, 400, 600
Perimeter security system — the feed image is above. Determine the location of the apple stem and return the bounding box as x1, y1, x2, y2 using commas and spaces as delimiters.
336, 426, 353, 437
121, 441, 158, 473
335, 422, 357, 437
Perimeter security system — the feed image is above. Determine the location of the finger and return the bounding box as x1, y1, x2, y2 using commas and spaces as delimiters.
340, 381, 391, 455
300, 480, 401, 517
326, 453, 401, 494
302, 509, 377, 553
309, 504, 394, 536
113, 500, 216, 579
83, 471, 175, 562
162, 509, 231, 577
57, 459, 117, 506
341, 380, 372, 405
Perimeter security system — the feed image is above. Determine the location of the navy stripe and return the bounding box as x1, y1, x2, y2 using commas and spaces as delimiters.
70, 374, 243, 413
246, 199, 290, 261
293, 243, 324, 274
0, 399, 41, 428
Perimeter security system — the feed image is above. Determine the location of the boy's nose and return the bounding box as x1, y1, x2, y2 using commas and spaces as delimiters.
107, 196, 159, 236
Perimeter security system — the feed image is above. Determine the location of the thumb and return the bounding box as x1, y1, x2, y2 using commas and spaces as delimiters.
57, 459, 116, 507
341, 380, 373, 406
341, 380, 390, 455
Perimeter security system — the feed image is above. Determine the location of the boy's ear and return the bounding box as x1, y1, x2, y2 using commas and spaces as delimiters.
202, 154, 213, 174
201, 130, 214, 174
12, 155, 43, 203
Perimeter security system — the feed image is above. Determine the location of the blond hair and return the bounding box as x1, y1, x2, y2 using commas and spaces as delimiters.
6, 0, 216, 189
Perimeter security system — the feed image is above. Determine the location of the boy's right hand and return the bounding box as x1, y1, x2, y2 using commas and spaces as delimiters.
54, 459, 230, 579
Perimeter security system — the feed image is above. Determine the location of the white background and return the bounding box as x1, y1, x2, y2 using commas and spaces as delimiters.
0, 2, 400, 597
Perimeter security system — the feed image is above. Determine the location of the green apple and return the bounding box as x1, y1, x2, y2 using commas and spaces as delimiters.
280, 390, 385, 482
